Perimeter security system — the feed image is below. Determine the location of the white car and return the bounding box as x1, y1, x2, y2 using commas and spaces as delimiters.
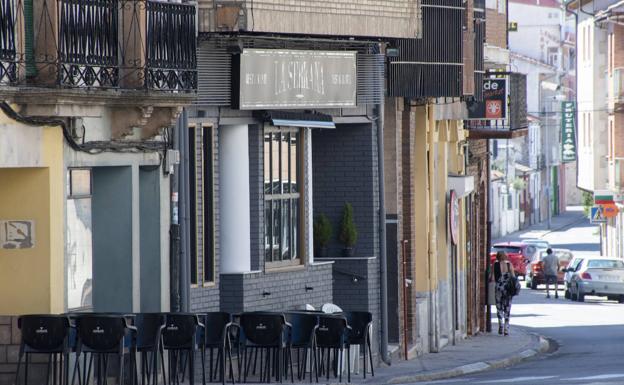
568, 257, 624, 302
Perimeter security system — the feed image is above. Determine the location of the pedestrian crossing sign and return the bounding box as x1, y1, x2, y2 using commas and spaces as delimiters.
590, 206, 607, 224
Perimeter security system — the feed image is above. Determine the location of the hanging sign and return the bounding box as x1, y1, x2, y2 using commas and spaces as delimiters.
467, 78, 508, 120
561, 101, 577, 162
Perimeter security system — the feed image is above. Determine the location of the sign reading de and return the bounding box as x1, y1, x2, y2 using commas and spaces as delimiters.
238, 49, 357, 110
467, 78, 508, 120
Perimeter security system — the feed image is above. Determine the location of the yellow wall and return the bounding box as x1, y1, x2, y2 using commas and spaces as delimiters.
0, 124, 64, 314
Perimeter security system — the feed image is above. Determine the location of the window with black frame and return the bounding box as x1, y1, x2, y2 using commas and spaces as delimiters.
264, 126, 301, 266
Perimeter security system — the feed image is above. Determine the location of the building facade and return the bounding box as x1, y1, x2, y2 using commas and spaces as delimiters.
0, 0, 195, 380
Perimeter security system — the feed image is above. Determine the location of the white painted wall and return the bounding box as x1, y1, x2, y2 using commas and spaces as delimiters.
219, 124, 252, 273
577, 13, 608, 192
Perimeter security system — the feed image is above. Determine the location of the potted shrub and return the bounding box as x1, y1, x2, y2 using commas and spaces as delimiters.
313, 214, 332, 258
338, 202, 358, 257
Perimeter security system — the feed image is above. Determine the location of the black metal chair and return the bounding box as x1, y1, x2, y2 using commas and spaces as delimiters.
72, 314, 137, 385
238, 312, 293, 383
200, 312, 234, 385
161, 313, 205, 385
284, 312, 319, 383
16, 315, 71, 385
132, 313, 167, 385
343, 311, 374, 378
315, 315, 351, 383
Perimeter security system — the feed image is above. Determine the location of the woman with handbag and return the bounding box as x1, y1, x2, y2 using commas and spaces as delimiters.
492, 251, 516, 335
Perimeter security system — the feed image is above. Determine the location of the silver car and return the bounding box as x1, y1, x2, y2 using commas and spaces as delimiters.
563, 256, 585, 299
568, 258, 624, 302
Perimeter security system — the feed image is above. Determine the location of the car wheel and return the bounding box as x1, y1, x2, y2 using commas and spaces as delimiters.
618, 296, 624, 304
531, 279, 538, 290
564, 289, 570, 299
571, 284, 578, 301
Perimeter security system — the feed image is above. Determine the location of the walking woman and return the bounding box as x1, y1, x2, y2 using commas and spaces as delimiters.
492, 251, 515, 335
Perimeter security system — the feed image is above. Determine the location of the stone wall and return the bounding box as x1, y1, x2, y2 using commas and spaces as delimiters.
0, 316, 46, 385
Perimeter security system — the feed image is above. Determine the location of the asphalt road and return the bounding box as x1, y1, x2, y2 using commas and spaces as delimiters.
417, 213, 624, 384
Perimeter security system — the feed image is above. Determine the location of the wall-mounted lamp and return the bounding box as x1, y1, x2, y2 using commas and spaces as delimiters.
305, 286, 314, 292
262, 291, 271, 297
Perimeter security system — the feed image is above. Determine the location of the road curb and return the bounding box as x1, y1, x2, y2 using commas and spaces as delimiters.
386, 333, 551, 384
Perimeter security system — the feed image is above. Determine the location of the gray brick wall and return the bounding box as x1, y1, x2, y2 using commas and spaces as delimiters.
220, 263, 334, 313
0, 316, 48, 385
312, 123, 380, 259
249, 124, 264, 272
325, 257, 381, 360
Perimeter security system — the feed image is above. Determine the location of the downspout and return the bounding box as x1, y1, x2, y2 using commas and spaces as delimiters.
377, 98, 391, 366
179, 110, 191, 312
427, 104, 440, 352
170, 116, 182, 312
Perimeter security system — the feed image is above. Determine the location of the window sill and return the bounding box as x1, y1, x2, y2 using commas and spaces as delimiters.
265, 264, 306, 274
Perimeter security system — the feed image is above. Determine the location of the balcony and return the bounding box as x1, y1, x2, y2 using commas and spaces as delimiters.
0, 0, 196, 93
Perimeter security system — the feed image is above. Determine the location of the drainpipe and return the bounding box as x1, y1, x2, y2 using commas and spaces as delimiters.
170, 116, 182, 312
377, 99, 391, 366
427, 104, 440, 352
179, 110, 191, 312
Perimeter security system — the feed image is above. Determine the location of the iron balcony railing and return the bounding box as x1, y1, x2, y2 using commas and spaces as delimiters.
0, 0, 196, 91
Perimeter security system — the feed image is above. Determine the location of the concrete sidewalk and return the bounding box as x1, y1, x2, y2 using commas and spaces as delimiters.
356, 325, 549, 384
494, 206, 587, 244
271, 325, 549, 385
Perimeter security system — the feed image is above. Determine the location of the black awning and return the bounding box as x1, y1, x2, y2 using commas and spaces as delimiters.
260, 111, 336, 129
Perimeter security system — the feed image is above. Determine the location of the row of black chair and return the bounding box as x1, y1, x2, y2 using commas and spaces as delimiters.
14, 311, 373, 385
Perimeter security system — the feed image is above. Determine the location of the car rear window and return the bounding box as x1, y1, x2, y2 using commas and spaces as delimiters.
587, 260, 624, 269
493, 246, 522, 254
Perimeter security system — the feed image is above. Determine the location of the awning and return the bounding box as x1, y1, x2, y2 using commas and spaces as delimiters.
261, 111, 336, 129
448, 175, 475, 198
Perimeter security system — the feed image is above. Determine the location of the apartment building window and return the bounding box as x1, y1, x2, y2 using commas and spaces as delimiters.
264, 126, 301, 267
547, 47, 559, 67
189, 125, 216, 285
609, 118, 615, 159
609, 33, 614, 76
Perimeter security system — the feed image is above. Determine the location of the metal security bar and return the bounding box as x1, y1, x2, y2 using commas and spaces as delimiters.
0, 0, 18, 84
58, 0, 118, 87
474, 10, 485, 101
388, 0, 465, 98
146, 0, 197, 91
0, 0, 196, 91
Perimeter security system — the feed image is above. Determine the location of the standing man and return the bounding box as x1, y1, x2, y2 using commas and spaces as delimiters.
543, 248, 559, 299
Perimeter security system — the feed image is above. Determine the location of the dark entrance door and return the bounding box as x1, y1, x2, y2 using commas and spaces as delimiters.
386, 218, 399, 343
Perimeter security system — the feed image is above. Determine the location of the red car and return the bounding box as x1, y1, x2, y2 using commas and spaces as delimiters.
490, 242, 539, 279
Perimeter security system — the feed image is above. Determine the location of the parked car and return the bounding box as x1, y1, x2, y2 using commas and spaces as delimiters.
563, 256, 586, 299
525, 248, 574, 290
568, 258, 624, 302
522, 238, 550, 250
490, 242, 539, 279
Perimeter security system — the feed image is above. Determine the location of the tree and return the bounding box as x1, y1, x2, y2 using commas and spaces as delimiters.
339, 202, 358, 247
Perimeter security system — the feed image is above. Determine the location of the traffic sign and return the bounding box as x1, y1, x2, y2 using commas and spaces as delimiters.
590, 206, 607, 223
602, 203, 620, 218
